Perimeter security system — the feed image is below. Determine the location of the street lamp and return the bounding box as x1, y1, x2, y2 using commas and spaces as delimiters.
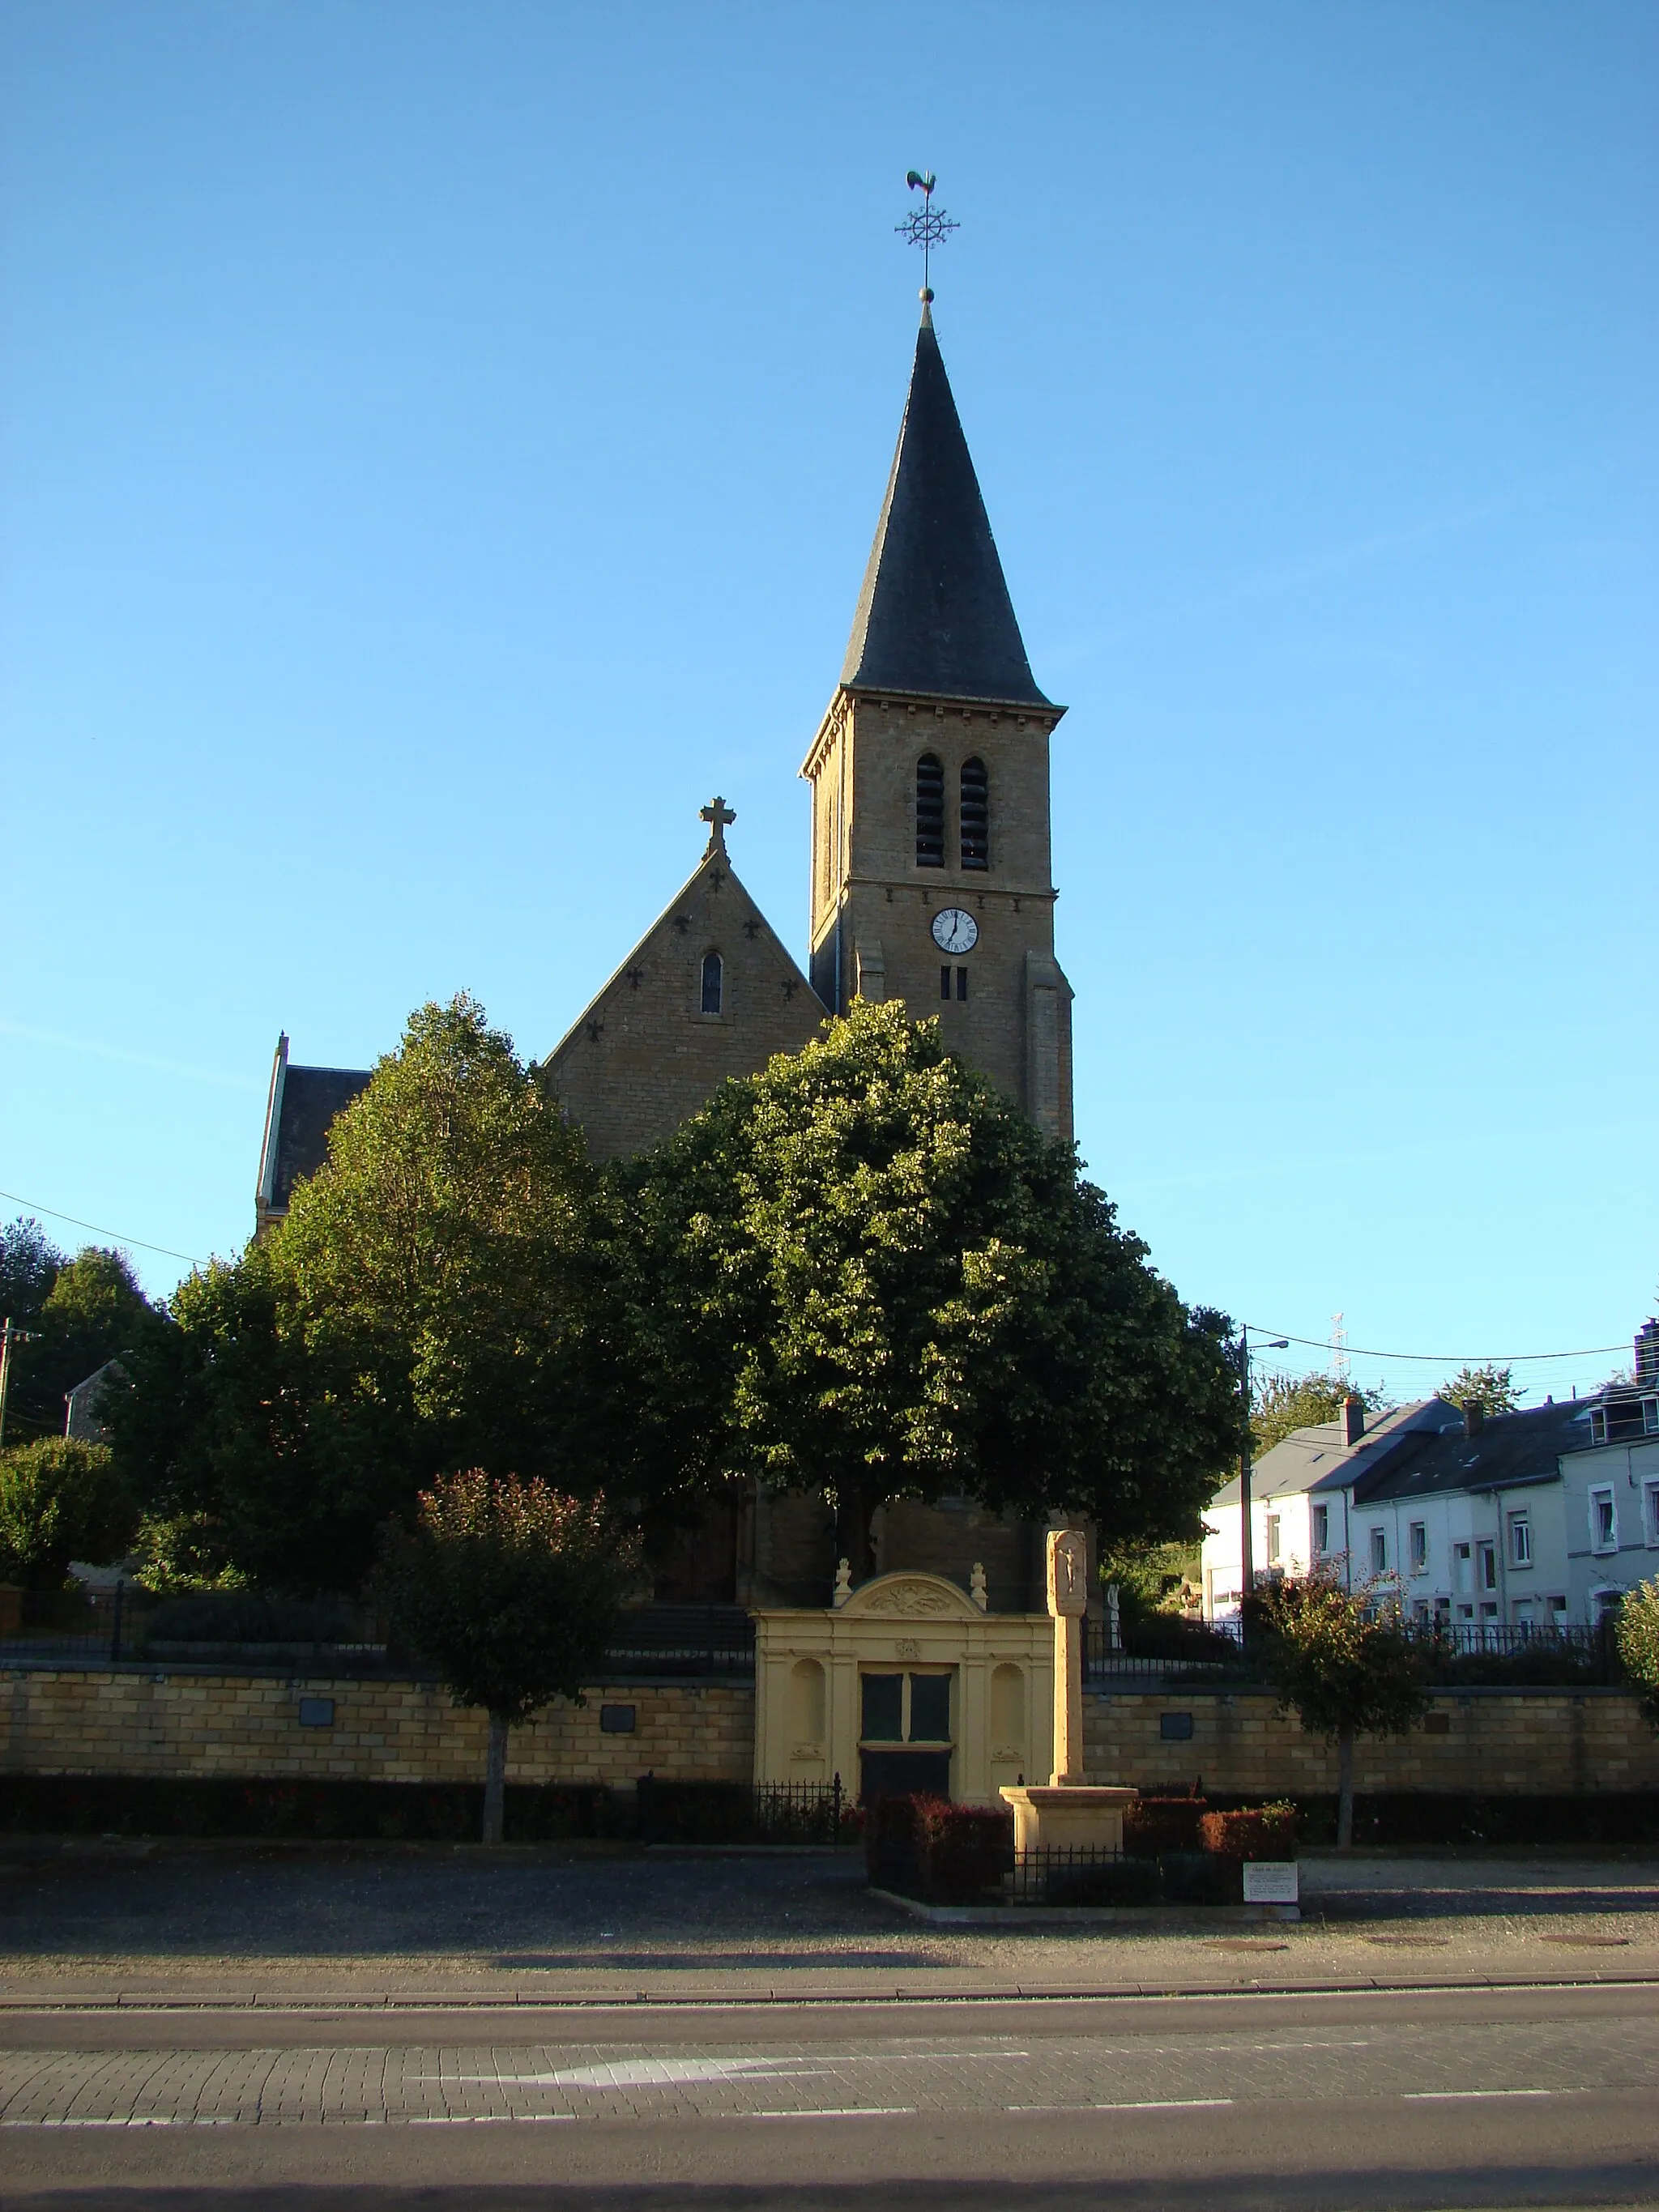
1236, 1323, 1287, 1632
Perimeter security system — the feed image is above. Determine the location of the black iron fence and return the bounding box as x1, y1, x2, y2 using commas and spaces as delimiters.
0, 1592, 758, 1677
635, 1774, 855, 1847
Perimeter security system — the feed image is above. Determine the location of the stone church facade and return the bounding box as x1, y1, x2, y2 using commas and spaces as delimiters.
255, 301, 1081, 1614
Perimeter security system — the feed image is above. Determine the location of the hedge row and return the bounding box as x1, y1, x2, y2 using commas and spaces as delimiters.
0, 1774, 616, 1842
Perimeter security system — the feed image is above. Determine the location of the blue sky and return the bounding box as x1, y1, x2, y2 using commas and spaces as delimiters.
2, 1, 1654, 1405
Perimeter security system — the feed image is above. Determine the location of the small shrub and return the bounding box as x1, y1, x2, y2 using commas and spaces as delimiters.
1199, 1803, 1299, 1860
863, 1795, 1013, 1903
0, 1439, 136, 1590
1160, 1849, 1242, 1905
1124, 1797, 1207, 1855
913, 1799, 1014, 1904
1616, 1581, 1659, 1728
1044, 1856, 1162, 1907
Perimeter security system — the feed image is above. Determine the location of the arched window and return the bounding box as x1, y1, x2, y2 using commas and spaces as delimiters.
960, 757, 988, 869
915, 753, 945, 867
701, 950, 723, 1015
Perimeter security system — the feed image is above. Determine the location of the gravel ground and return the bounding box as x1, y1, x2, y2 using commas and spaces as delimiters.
2, 1848, 1657, 1995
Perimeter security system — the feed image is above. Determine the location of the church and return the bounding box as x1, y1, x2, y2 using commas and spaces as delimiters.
254, 294, 1082, 1615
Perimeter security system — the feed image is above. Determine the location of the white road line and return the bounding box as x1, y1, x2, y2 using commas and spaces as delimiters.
750, 2108, 917, 2119
1404, 2090, 1553, 2100
1095, 2099, 1235, 2111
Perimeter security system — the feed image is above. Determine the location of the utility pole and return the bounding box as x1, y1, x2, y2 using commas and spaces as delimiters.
0, 1316, 41, 1451
1236, 1323, 1287, 1635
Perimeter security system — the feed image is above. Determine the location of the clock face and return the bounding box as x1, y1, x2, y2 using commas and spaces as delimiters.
931, 906, 979, 956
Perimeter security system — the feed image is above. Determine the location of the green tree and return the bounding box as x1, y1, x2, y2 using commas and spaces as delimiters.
0, 1438, 139, 1590
1256, 1571, 1430, 1849
111, 995, 622, 1591
1616, 1580, 1659, 1731
623, 1000, 1239, 1574
374, 1470, 638, 1843
1436, 1362, 1524, 1417
1252, 1371, 1391, 1459
0, 1222, 157, 1447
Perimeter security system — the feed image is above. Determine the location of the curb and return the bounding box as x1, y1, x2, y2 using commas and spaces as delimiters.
868, 1888, 1301, 1927
1, 1971, 1657, 2013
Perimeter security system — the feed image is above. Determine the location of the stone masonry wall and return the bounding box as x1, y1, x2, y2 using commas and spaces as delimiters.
8, 1671, 1656, 1799
2, 1672, 753, 1788
1086, 1689, 1659, 1797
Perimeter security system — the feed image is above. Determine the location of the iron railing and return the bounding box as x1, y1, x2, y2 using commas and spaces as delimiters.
636, 1774, 854, 1847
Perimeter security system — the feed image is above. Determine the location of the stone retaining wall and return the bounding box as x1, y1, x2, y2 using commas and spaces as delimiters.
2, 1671, 753, 1788
6, 1668, 1656, 1800
1086, 1688, 1659, 1797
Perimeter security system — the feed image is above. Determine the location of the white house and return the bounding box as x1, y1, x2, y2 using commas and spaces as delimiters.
1201, 1397, 1453, 1622
1202, 1323, 1659, 1632
1559, 1357, 1659, 1622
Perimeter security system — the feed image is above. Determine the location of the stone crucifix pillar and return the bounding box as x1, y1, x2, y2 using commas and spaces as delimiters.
1047, 1528, 1089, 1786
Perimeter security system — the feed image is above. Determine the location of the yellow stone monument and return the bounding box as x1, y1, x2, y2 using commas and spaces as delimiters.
998, 1530, 1135, 1856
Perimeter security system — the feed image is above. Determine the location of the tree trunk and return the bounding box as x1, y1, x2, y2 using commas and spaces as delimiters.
482, 1711, 510, 1845
1336, 1728, 1355, 1852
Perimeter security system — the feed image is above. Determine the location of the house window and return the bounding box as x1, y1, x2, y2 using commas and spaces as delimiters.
1479, 1601, 1498, 1620
700, 951, 723, 1015
1590, 1487, 1617, 1554
1453, 1541, 1472, 1594
1508, 1513, 1532, 1567
1265, 1515, 1282, 1566
1369, 1528, 1387, 1575
915, 754, 945, 867
1409, 1523, 1427, 1575
1477, 1541, 1497, 1592
1645, 1481, 1659, 1549
959, 757, 989, 868
1311, 1503, 1329, 1554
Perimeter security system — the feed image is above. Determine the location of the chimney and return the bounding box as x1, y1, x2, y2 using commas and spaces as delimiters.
1636, 1320, 1659, 1387
1341, 1396, 1366, 1448
1463, 1400, 1485, 1438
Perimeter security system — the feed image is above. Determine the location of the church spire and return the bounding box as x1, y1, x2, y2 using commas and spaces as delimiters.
839, 307, 1051, 709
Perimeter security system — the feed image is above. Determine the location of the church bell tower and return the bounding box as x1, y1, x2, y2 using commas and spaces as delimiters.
801, 301, 1073, 1140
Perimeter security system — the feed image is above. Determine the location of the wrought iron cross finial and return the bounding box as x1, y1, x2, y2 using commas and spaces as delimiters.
700, 795, 736, 857
896, 169, 958, 302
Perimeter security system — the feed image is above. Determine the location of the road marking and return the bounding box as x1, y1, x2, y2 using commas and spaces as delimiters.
1404, 2090, 1553, 2100
1095, 2099, 1235, 2111
750, 2108, 917, 2119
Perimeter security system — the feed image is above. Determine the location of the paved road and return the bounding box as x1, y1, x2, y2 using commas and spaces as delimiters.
2, 1985, 1655, 2207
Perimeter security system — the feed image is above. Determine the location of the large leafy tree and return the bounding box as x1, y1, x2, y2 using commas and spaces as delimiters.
0, 1438, 138, 1590
0, 1221, 158, 1447
112, 995, 621, 1591
622, 1000, 1239, 1572
375, 1470, 637, 1843
1252, 1370, 1391, 1460
1436, 1363, 1524, 1417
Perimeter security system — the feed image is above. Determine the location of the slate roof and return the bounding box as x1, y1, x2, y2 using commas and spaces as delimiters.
839, 308, 1051, 708
257, 1038, 371, 1217
1340, 1396, 1604, 1505
1209, 1399, 1455, 1509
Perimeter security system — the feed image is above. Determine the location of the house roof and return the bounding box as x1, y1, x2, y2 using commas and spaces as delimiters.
256, 1040, 371, 1216
838, 308, 1051, 709
1341, 1395, 1604, 1505
1209, 1399, 1453, 1509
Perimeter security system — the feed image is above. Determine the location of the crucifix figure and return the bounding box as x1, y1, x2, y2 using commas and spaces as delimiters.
700, 795, 736, 859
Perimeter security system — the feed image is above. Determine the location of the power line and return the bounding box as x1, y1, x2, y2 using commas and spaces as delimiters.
0, 1188, 203, 1266
1248, 1323, 1631, 1367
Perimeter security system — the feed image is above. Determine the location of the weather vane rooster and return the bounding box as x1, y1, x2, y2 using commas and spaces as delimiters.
896, 170, 959, 300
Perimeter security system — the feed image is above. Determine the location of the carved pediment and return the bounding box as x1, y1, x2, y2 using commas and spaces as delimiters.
840, 1571, 982, 1621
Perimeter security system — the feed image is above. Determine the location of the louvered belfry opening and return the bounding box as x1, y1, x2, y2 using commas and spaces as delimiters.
915, 752, 945, 867
960, 757, 988, 869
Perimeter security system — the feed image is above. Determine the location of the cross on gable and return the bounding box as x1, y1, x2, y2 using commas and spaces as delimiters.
700, 795, 736, 857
